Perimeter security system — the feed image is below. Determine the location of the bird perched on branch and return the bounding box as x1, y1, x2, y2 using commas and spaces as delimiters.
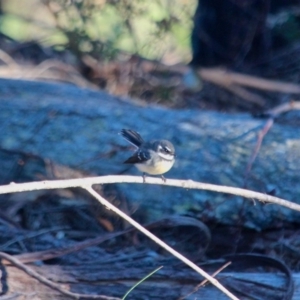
119, 129, 175, 182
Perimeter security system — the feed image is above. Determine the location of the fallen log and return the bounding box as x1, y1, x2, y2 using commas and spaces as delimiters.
0, 78, 299, 230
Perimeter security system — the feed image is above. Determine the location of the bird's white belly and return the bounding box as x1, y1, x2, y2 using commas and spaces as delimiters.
135, 159, 174, 175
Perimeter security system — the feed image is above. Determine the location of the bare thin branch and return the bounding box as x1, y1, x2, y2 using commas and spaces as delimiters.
264, 100, 300, 117
244, 118, 274, 186
84, 185, 239, 300
0, 175, 298, 212
180, 261, 232, 300
199, 68, 300, 93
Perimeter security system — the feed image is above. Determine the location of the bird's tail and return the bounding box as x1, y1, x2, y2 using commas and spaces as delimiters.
119, 129, 144, 148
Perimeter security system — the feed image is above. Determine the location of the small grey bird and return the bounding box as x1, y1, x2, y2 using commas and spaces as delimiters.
119, 129, 175, 182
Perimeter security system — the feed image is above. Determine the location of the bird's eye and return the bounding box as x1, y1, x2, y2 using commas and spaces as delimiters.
163, 146, 171, 153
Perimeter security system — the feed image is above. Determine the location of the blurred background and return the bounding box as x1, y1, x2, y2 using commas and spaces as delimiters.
0, 0, 300, 111
0, 0, 194, 63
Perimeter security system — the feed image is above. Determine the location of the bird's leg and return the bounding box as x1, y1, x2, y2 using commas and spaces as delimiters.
161, 175, 166, 182
143, 173, 147, 183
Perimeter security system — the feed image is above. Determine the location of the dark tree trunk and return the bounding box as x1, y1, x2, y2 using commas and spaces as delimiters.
190, 0, 299, 68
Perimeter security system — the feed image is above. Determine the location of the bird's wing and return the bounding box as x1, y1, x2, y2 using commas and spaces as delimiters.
123, 149, 150, 164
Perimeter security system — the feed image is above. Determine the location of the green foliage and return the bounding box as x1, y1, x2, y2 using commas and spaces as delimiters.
0, 0, 196, 62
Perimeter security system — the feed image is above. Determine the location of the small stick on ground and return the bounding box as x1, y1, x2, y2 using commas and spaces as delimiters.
0, 251, 121, 300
